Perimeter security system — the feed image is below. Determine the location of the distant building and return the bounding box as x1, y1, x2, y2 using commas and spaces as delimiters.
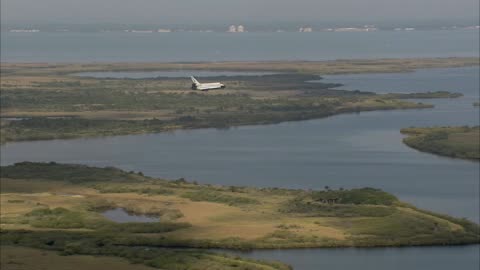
157, 28, 172, 33
334, 28, 356, 32
334, 26, 377, 32
465, 25, 480, 30
363, 25, 377, 31
227, 25, 245, 33
9, 29, 40, 33
227, 25, 237, 32
130, 30, 154, 33
299, 27, 313, 32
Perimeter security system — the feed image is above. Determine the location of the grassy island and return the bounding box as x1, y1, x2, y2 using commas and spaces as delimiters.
385, 91, 463, 99
1, 163, 479, 269
1, 57, 477, 144
401, 126, 480, 160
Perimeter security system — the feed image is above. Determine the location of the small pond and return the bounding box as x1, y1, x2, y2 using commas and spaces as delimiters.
102, 208, 159, 223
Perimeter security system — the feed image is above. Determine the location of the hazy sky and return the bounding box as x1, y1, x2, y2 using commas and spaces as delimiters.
2, 0, 479, 24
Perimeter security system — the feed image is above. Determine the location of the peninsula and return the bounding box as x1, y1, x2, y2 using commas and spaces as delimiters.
1, 163, 479, 262
401, 126, 480, 160
1, 57, 477, 144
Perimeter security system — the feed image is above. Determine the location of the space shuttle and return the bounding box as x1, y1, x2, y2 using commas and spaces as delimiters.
190, 76, 226, 91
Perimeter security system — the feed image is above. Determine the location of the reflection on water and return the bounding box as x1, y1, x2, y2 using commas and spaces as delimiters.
102, 208, 159, 223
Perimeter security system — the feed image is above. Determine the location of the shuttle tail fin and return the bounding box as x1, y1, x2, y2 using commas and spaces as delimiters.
190, 76, 200, 85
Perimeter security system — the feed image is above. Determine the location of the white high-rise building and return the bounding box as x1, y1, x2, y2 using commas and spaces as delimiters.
237, 25, 245, 32
299, 27, 313, 32
228, 25, 237, 32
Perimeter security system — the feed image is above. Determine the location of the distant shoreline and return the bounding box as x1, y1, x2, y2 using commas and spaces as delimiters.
2, 57, 479, 75
3, 25, 480, 33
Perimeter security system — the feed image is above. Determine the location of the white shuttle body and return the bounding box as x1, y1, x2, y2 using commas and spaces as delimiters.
190, 76, 225, 91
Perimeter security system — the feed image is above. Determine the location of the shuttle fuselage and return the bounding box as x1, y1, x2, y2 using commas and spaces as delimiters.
191, 76, 225, 91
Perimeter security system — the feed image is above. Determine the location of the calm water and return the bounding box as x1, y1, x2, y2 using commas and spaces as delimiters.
224, 245, 480, 270
321, 66, 480, 95
1, 30, 478, 62
2, 67, 478, 222
101, 208, 159, 223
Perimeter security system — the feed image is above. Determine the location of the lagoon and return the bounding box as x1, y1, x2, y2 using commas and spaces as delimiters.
101, 208, 159, 223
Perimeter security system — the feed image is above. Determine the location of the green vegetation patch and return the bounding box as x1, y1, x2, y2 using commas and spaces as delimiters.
385, 91, 463, 99
99, 222, 191, 234
0, 231, 291, 270
401, 126, 480, 160
279, 188, 399, 217
181, 189, 259, 206
92, 183, 174, 196
347, 211, 455, 237
21, 207, 191, 233
254, 230, 337, 248
280, 199, 397, 217
344, 211, 480, 246
309, 188, 398, 205
0, 162, 144, 183
0, 118, 176, 143
24, 208, 88, 229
